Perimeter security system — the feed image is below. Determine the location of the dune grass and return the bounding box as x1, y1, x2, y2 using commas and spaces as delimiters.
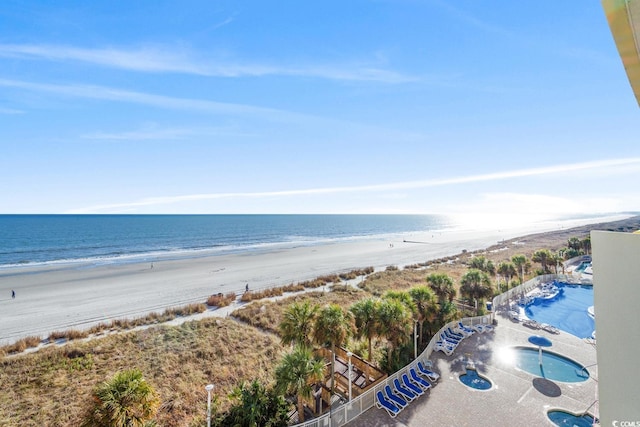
0, 317, 284, 427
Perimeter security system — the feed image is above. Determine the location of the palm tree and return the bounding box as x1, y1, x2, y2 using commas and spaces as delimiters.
460, 269, 493, 309
275, 346, 325, 423
221, 380, 289, 427
408, 286, 437, 345
426, 273, 456, 305
377, 298, 413, 368
532, 249, 554, 274
497, 261, 516, 291
279, 301, 318, 348
350, 298, 380, 362
313, 304, 354, 394
84, 369, 159, 427
511, 254, 527, 283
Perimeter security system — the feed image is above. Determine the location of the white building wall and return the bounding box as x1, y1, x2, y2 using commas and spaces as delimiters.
591, 231, 640, 426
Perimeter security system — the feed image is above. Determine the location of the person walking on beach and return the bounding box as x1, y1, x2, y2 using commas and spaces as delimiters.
245, 283, 249, 293
11, 290, 15, 299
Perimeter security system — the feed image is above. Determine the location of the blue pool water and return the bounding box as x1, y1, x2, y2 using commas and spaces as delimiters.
459, 368, 492, 390
547, 410, 596, 427
525, 282, 595, 339
513, 347, 589, 382
574, 262, 591, 273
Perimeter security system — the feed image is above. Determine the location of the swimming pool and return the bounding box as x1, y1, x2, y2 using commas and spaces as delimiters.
524, 282, 594, 338
547, 409, 596, 427
512, 346, 589, 382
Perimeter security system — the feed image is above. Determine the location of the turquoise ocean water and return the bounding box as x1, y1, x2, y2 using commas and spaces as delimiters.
0, 214, 458, 269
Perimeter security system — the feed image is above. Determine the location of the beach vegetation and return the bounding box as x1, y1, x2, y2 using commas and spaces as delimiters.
510, 254, 528, 282
426, 272, 456, 305
496, 261, 517, 291
275, 346, 325, 423
82, 368, 159, 427
350, 298, 381, 362
279, 301, 318, 348
467, 255, 496, 275
0, 318, 284, 426
207, 293, 236, 307
313, 304, 354, 394
459, 269, 493, 311
376, 297, 413, 372
408, 286, 438, 344
532, 249, 554, 274
216, 379, 289, 427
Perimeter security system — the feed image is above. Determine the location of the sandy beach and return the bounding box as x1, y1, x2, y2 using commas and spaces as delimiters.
0, 214, 631, 346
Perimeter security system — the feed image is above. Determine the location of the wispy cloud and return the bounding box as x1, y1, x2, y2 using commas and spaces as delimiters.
0, 78, 300, 120
0, 43, 417, 83
81, 125, 258, 141
68, 158, 640, 213
0, 106, 23, 114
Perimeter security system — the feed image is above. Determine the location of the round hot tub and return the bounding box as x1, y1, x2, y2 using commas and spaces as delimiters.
458, 368, 492, 390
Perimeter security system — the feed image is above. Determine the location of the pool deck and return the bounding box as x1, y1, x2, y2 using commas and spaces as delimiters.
345, 308, 598, 427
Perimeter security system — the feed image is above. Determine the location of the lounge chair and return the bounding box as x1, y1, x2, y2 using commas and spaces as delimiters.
409, 368, 432, 390
441, 331, 462, 344
434, 340, 455, 356
417, 361, 440, 382
541, 323, 559, 334
402, 373, 425, 396
393, 378, 418, 401
445, 327, 465, 340
523, 319, 540, 329
384, 385, 408, 409
456, 322, 475, 336
376, 390, 400, 418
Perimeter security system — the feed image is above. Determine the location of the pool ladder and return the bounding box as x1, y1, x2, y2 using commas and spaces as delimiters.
577, 363, 598, 382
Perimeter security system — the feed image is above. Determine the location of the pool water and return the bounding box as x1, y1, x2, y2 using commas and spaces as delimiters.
547, 410, 596, 427
459, 368, 492, 390
574, 262, 592, 273
513, 347, 589, 382
525, 283, 594, 338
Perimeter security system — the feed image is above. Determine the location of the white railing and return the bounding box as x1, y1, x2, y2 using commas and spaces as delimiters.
289, 313, 493, 427
491, 273, 590, 311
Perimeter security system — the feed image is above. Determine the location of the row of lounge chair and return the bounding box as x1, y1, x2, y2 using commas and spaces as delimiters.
522, 318, 560, 334
375, 361, 440, 418
434, 321, 494, 356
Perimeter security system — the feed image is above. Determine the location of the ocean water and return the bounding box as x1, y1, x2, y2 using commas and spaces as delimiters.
0, 214, 457, 269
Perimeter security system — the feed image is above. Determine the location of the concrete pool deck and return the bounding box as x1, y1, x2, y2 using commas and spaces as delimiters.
345, 309, 598, 427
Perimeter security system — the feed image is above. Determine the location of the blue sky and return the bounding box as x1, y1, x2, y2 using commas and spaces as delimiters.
1, 1, 639, 222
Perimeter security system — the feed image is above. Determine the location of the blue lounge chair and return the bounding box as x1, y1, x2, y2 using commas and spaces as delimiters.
434, 340, 455, 356
376, 391, 400, 418
409, 368, 432, 390
402, 373, 424, 396
417, 361, 440, 382
446, 327, 465, 340
384, 385, 408, 409
440, 333, 461, 346
456, 322, 476, 336
393, 378, 417, 401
